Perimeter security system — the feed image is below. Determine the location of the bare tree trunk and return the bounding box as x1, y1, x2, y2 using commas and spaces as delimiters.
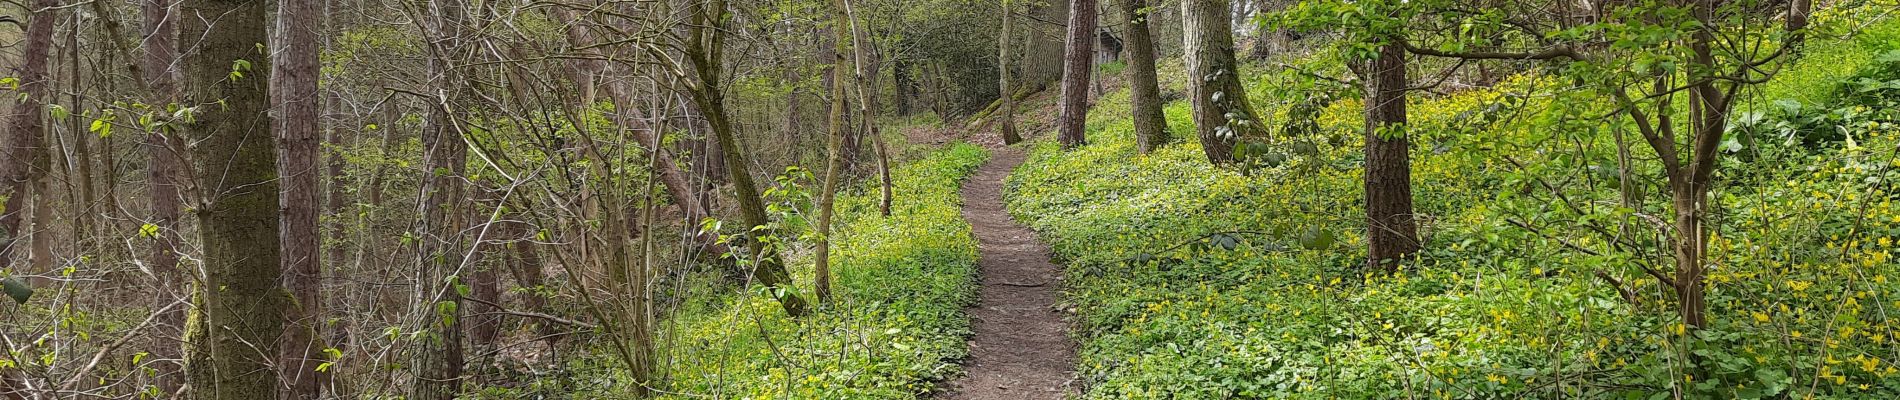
682, 0, 810, 317
843, 0, 893, 217
140, 0, 188, 392
1182, 0, 1264, 164
274, 0, 325, 396
411, 0, 472, 398
815, 1, 851, 303
1361, 40, 1419, 270
177, 0, 285, 396
1122, 0, 1169, 153
0, 0, 57, 279
1056, 0, 1098, 149
997, 0, 1024, 145
70, 15, 98, 252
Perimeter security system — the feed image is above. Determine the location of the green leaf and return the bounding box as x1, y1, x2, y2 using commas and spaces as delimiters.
2, 277, 32, 304
137, 223, 160, 239
1298, 227, 1337, 250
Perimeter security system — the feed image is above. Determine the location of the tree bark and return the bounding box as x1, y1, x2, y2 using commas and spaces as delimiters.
274, 0, 325, 396
1122, 0, 1169, 153
0, 0, 56, 279
997, 0, 1024, 145
1361, 40, 1420, 270
140, 0, 187, 392
1182, 0, 1264, 164
1056, 0, 1098, 149
177, 0, 285, 396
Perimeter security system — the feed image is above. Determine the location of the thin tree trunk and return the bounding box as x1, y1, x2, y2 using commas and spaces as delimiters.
411, 0, 472, 397
274, 0, 325, 396
843, 0, 893, 217
1122, 0, 1169, 153
1361, 40, 1420, 270
683, 0, 810, 317
997, 0, 1024, 145
816, 0, 852, 304
1182, 0, 1264, 164
71, 14, 98, 251
1056, 0, 1098, 149
177, 0, 284, 396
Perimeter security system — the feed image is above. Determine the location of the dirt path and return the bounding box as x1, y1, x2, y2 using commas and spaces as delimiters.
938, 148, 1076, 399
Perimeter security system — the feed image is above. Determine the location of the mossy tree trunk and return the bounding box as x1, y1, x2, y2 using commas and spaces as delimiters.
682, 0, 811, 318
816, 0, 852, 304
177, 0, 285, 397
997, 0, 1024, 145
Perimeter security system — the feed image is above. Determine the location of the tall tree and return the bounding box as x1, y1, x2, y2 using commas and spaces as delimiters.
844, 0, 893, 216
274, 0, 325, 396
1182, 0, 1265, 164
1055, 0, 1098, 149
0, 0, 57, 279
996, 0, 1024, 145
177, 0, 285, 396
815, 0, 852, 304
140, 0, 188, 392
1359, 38, 1419, 269
680, 0, 811, 317
1121, 0, 1169, 153
411, 0, 473, 397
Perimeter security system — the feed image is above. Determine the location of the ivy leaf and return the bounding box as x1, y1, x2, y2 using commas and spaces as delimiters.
2, 277, 32, 304
138, 223, 160, 239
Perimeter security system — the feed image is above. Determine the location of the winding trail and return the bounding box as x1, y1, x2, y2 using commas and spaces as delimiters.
939, 148, 1076, 399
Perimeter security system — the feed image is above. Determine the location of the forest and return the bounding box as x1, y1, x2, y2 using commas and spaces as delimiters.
0, 0, 1896, 398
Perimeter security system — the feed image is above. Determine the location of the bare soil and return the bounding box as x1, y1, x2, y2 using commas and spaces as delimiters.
936, 147, 1076, 399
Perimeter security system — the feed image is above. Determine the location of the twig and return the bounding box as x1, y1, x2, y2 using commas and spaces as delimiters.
57, 298, 184, 392
460, 295, 598, 329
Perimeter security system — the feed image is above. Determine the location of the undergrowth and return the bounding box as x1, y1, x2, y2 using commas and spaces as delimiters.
1006, 14, 1900, 400
495, 143, 987, 399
